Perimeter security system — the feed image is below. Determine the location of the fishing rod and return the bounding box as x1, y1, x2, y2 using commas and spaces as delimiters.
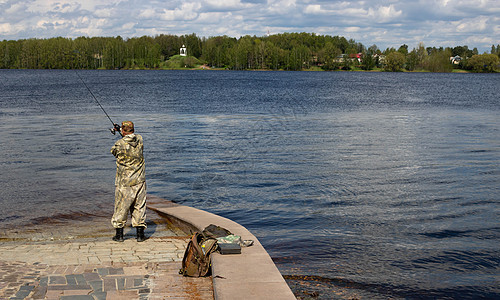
75, 70, 122, 136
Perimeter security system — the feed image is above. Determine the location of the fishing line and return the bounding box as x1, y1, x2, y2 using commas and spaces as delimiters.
75, 70, 121, 136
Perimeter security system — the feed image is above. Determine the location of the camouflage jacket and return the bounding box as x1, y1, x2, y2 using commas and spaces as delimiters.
111, 133, 145, 186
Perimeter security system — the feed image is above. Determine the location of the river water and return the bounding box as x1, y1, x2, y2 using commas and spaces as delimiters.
1, 70, 499, 299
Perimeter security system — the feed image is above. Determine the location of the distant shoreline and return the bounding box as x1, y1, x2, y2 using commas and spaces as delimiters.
0, 67, 481, 73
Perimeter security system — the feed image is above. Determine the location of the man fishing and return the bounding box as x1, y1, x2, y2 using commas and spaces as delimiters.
110, 121, 147, 242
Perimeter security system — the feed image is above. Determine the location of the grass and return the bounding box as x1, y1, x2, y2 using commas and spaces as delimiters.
161, 55, 205, 69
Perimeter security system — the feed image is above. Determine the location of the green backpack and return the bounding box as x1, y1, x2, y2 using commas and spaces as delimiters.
179, 232, 218, 277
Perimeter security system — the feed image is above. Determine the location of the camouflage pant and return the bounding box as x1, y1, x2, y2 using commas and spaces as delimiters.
111, 182, 147, 229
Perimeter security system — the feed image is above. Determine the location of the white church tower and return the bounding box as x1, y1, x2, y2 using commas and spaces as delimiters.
180, 45, 187, 56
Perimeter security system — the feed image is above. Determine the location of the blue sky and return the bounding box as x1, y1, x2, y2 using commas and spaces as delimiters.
1, 0, 499, 53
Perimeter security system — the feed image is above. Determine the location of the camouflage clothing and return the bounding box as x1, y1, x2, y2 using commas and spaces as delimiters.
111, 133, 147, 228
112, 182, 146, 228
111, 133, 145, 187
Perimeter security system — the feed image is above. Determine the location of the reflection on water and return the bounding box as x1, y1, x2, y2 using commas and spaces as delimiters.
1, 70, 499, 298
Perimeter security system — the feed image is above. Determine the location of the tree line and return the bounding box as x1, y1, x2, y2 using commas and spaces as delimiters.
1, 33, 499, 72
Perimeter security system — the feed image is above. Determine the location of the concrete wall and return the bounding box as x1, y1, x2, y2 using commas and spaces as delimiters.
147, 195, 296, 300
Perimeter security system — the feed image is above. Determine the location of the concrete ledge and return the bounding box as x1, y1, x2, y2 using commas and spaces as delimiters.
147, 195, 295, 300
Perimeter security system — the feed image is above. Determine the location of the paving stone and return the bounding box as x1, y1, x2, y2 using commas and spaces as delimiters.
116, 277, 125, 290
108, 267, 125, 275
106, 289, 139, 299
30, 285, 47, 299
53, 266, 67, 274
96, 268, 109, 276
47, 284, 92, 290
14, 288, 33, 298
60, 295, 93, 299
74, 274, 87, 285
73, 266, 87, 274
20, 284, 35, 290
49, 275, 66, 285
83, 272, 100, 282
65, 274, 77, 285
87, 256, 100, 264
88, 280, 103, 292
38, 276, 48, 286
0, 211, 213, 300
90, 291, 107, 300
44, 289, 64, 299
124, 276, 142, 289
103, 278, 116, 292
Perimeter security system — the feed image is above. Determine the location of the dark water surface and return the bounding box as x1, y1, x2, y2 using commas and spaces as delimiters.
1, 70, 499, 299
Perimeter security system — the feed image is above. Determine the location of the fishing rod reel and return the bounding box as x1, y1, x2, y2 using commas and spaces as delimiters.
110, 123, 121, 135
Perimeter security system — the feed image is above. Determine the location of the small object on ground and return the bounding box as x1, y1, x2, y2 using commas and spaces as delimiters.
218, 243, 241, 255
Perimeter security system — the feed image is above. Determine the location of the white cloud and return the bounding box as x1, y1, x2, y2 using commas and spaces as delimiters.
198, 12, 231, 24
27, 0, 81, 14
137, 2, 201, 21
304, 4, 321, 14
94, 8, 115, 18
0, 22, 15, 34
203, 0, 250, 10
4, 2, 26, 15
0, 0, 498, 52
367, 5, 402, 23
268, 0, 297, 14
345, 26, 361, 33
455, 16, 489, 32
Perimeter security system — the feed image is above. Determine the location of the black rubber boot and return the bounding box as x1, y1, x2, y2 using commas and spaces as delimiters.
136, 226, 146, 242
112, 228, 124, 242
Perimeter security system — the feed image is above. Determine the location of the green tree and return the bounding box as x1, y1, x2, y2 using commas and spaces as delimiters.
264, 41, 281, 70
289, 44, 310, 70
415, 42, 427, 69
1, 40, 22, 68
40, 37, 75, 69
341, 54, 352, 70
230, 36, 252, 70
491, 44, 500, 57
183, 33, 202, 58
424, 49, 453, 72
405, 50, 419, 71
74, 37, 94, 69
201, 35, 236, 68
156, 34, 182, 59
20, 39, 41, 69
466, 54, 499, 72
103, 37, 125, 69
1, 33, 495, 72
368, 44, 380, 55
201, 37, 218, 67
384, 51, 405, 71
319, 42, 341, 70
383, 47, 396, 55
88, 37, 106, 69
398, 44, 409, 55
361, 53, 375, 70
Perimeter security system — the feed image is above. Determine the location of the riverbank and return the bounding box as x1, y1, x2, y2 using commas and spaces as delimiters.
90, 64, 483, 73
0, 196, 296, 299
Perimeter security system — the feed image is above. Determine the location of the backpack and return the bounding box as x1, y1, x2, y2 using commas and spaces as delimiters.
202, 224, 233, 239
179, 232, 218, 277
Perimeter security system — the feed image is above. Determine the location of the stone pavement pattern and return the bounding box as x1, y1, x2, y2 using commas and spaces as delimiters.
0, 212, 214, 299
